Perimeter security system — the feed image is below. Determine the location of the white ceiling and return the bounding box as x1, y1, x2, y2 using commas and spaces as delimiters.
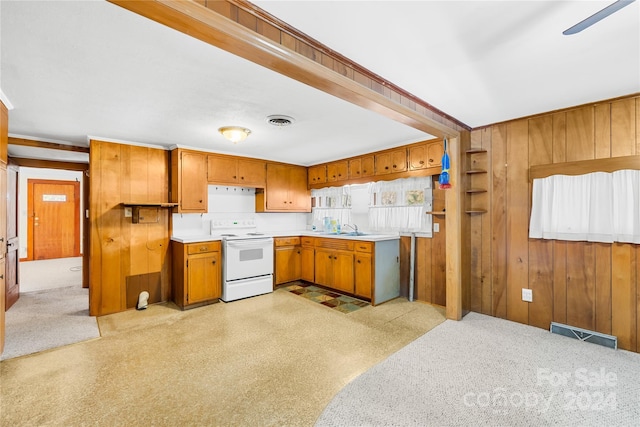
1, 0, 639, 166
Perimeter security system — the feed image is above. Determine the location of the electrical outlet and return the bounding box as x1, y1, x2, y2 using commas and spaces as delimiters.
434, 223, 440, 233
124, 207, 132, 218
522, 288, 533, 302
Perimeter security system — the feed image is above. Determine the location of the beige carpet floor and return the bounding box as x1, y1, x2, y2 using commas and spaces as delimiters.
0, 289, 445, 426
317, 312, 640, 426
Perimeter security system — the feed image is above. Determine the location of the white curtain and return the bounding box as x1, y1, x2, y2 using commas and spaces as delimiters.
529, 170, 640, 244
311, 186, 352, 228
368, 177, 432, 233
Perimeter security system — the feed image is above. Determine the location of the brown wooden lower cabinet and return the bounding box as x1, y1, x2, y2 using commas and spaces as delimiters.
172, 241, 221, 309
274, 237, 301, 285
274, 235, 399, 305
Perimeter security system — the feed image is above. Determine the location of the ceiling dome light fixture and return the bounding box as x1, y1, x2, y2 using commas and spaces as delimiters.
218, 126, 251, 143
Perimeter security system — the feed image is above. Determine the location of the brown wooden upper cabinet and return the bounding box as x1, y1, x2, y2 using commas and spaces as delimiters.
308, 164, 327, 186
327, 160, 349, 182
171, 149, 207, 213
207, 154, 266, 187
409, 140, 443, 170
375, 148, 407, 175
256, 163, 311, 212
349, 155, 374, 179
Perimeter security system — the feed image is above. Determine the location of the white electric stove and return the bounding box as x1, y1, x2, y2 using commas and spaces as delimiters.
211, 218, 274, 302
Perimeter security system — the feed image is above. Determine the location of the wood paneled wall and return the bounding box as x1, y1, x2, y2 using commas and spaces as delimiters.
89, 140, 171, 316
465, 95, 640, 352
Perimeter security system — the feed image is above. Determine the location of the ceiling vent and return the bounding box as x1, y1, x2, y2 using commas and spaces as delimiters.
267, 115, 295, 127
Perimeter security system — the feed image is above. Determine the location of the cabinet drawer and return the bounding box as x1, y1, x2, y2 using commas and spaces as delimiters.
354, 241, 373, 253
315, 238, 354, 251
274, 236, 301, 247
301, 237, 315, 247
187, 241, 221, 254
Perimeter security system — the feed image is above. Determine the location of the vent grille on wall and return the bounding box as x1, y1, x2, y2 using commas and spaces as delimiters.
550, 322, 617, 349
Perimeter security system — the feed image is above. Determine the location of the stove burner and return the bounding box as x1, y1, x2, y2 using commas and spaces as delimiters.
246, 232, 264, 236
220, 233, 237, 237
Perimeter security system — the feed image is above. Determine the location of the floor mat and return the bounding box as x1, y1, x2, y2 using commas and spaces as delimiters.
282, 282, 369, 313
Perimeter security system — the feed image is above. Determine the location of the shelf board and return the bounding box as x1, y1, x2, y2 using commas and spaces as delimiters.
465, 210, 487, 214
465, 188, 487, 194
465, 149, 487, 154
122, 202, 179, 208
465, 169, 487, 175
425, 211, 446, 216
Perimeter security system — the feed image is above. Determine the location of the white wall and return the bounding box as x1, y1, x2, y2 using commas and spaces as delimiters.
18, 167, 84, 259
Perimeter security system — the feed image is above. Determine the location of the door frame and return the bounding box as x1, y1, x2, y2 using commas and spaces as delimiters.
26, 178, 81, 261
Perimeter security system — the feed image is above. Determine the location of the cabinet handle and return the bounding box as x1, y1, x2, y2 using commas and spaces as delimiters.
328, 255, 331, 259
212, 260, 216, 264
363, 170, 367, 173
385, 166, 389, 170
419, 160, 424, 164
357, 260, 361, 264
429, 159, 434, 163
200, 247, 208, 251
392, 164, 397, 168
0, 274, 3, 279
199, 199, 203, 203
356, 171, 360, 174
240, 176, 244, 180
233, 175, 237, 179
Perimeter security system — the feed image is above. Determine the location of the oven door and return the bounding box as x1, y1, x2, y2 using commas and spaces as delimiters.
224, 237, 274, 281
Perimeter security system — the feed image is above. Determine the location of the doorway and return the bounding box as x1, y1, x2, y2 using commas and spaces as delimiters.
26, 179, 80, 261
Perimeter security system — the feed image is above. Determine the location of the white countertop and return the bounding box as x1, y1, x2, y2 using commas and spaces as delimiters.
171, 231, 401, 243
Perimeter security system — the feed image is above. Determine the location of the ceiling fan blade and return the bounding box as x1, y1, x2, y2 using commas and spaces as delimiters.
563, 0, 636, 35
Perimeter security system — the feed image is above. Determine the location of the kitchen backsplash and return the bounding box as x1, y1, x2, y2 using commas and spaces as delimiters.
172, 185, 310, 236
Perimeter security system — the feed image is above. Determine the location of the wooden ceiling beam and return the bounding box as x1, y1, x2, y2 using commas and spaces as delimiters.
10, 157, 88, 171
8, 137, 90, 153
107, 0, 460, 139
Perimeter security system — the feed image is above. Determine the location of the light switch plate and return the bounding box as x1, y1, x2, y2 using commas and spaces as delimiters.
124, 207, 132, 218
434, 223, 440, 233
522, 288, 533, 302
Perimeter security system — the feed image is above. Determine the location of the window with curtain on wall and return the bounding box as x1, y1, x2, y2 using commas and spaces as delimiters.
311, 177, 433, 235
529, 169, 640, 244
368, 177, 433, 234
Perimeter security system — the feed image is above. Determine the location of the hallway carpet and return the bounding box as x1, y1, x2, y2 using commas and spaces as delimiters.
1, 286, 99, 361
0, 290, 445, 426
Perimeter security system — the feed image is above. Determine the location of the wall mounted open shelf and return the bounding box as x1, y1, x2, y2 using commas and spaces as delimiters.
121, 202, 179, 223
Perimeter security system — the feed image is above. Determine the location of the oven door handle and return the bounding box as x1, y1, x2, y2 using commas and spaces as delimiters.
226, 238, 273, 248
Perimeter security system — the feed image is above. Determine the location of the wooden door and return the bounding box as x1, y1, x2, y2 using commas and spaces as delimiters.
180, 151, 207, 211
354, 253, 372, 299
237, 159, 266, 187
289, 166, 310, 211
300, 246, 315, 282
187, 252, 220, 304
207, 155, 237, 184
332, 251, 354, 294
29, 180, 80, 260
314, 248, 333, 287
360, 155, 375, 177
427, 141, 443, 167
275, 246, 300, 285
5, 165, 18, 309
266, 164, 289, 210
0, 257, 5, 354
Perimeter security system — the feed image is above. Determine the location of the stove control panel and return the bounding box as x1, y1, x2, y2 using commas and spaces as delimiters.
211, 218, 257, 233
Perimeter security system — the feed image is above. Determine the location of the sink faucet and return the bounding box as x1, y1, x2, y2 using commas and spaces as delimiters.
343, 223, 358, 233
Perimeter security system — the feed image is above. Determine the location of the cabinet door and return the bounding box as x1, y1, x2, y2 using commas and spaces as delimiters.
314, 248, 333, 287
207, 155, 237, 184
408, 145, 428, 170
332, 251, 354, 294
360, 155, 375, 178
275, 246, 301, 285
180, 151, 207, 212
288, 165, 311, 211
0, 104, 7, 164
327, 161, 348, 182
390, 148, 408, 173
375, 152, 393, 175
348, 158, 362, 179
238, 158, 266, 187
427, 141, 444, 168
265, 164, 289, 210
308, 165, 327, 186
187, 252, 220, 304
354, 253, 372, 299
301, 246, 315, 282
